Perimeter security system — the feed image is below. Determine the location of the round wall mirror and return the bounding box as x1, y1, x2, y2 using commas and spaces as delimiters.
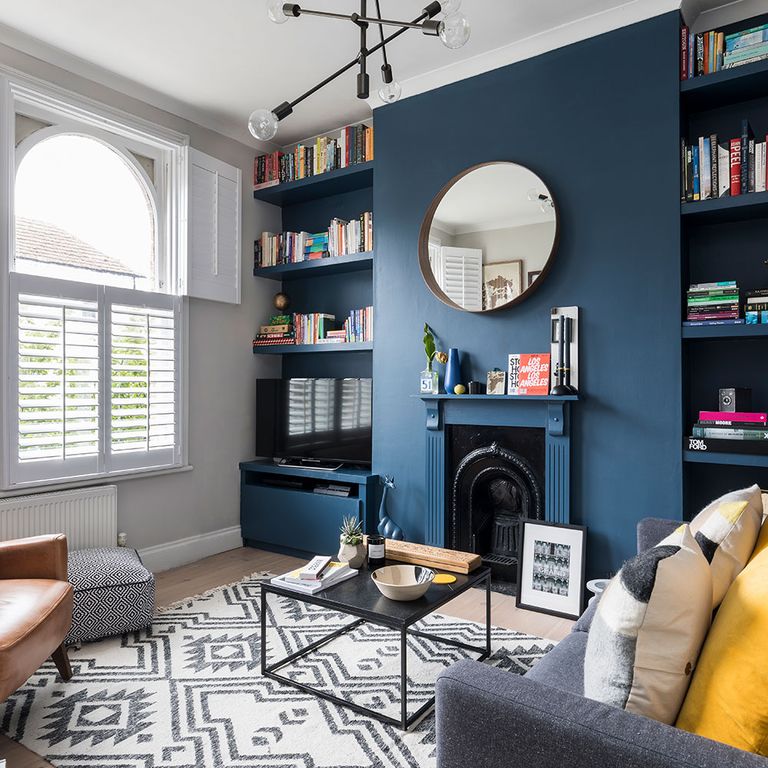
419, 162, 559, 312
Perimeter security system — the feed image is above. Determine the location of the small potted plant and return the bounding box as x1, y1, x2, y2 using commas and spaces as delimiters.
338, 515, 367, 569
420, 323, 448, 395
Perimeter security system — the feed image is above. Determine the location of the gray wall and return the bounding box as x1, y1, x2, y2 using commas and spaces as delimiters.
0, 42, 281, 560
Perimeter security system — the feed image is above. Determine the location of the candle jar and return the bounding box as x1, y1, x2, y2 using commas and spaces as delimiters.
367, 534, 386, 569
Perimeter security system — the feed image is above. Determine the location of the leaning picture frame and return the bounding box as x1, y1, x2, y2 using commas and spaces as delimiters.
516, 520, 587, 620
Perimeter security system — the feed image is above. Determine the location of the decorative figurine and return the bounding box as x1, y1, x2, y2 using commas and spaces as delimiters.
377, 475, 404, 540
273, 291, 290, 312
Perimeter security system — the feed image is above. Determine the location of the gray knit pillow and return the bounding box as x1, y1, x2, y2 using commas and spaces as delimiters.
584, 525, 712, 724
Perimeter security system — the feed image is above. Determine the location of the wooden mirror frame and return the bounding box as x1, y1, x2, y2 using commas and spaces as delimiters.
418, 161, 560, 313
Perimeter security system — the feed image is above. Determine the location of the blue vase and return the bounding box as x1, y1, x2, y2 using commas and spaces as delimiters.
444, 348, 462, 394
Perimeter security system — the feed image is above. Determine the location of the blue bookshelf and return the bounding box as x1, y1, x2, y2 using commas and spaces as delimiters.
253, 251, 373, 281
415, 394, 580, 402
252, 161, 374, 206
680, 12, 768, 517
252, 341, 373, 355
682, 324, 768, 340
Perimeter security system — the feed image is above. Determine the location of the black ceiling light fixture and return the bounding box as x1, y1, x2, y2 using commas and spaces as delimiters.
249, 0, 471, 141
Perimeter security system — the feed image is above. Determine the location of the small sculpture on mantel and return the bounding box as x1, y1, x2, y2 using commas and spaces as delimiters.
377, 475, 404, 541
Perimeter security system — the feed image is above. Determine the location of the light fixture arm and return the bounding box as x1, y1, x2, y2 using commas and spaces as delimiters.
283, 2, 442, 31
269, 3, 439, 118
358, 0, 369, 99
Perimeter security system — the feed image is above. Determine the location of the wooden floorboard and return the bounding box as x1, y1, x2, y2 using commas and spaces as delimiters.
0, 546, 573, 765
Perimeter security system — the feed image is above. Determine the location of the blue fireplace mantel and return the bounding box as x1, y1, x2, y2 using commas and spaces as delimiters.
413, 394, 580, 547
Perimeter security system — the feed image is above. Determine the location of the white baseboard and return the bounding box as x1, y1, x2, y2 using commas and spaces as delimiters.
139, 525, 242, 573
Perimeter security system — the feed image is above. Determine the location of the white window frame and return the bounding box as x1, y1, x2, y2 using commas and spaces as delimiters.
0, 67, 191, 491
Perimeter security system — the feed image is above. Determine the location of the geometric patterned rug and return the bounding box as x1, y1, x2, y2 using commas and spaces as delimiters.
0, 572, 556, 768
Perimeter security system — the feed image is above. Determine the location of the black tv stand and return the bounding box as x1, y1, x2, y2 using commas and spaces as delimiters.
277, 457, 344, 471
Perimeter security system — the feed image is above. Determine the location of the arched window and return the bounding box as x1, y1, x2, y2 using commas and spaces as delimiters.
14, 133, 158, 290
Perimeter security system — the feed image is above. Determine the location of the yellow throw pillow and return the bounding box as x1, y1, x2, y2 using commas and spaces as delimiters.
676, 520, 768, 753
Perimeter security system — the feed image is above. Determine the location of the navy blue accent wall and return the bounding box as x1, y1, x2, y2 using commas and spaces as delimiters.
372, 12, 682, 578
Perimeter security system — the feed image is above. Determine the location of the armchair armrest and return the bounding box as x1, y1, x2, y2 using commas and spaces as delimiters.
0, 534, 68, 581
436, 660, 768, 768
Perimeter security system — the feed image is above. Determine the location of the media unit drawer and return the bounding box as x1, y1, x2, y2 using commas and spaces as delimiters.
241, 484, 361, 556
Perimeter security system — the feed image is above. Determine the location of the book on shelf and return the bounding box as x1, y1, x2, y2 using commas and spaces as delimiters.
692, 424, 768, 440
680, 22, 768, 79
254, 212, 373, 269
686, 436, 768, 455
507, 353, 551, 396
699, 410, 767, 424
253, 122, 373, 189
744, 288, 768, 324
681, 126, 768, 202
271, 561, 358, 594
341, 306, 373, 344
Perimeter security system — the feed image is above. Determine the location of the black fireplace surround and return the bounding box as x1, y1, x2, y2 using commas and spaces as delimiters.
448, 426, 545, 583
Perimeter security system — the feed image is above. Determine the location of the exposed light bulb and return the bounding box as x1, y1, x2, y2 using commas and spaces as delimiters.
438, 12, 471, 49
540, 200, 551, 215
439, 0, 462, 14
527, 188, 540, 202
267, 0, 289, 24
378, 80, 402, 104
248, 108, 279, 141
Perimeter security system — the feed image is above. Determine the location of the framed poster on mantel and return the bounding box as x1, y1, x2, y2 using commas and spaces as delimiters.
516, 520, 587, 620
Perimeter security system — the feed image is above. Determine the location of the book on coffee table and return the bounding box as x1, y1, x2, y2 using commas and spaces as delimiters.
271, 561, 357, 594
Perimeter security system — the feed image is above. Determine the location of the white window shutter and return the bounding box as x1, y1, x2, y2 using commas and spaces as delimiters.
106, 287, 182, 473
439, 247, 483, 311
186, 148, 241, 304
9, 274, 102, 485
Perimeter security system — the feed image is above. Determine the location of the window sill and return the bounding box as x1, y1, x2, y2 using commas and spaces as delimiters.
0, 464, 194, 498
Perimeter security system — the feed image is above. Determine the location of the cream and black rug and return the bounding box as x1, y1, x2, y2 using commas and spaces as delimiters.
0, 573, 554, 768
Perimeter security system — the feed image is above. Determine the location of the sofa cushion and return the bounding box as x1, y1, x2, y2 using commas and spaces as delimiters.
688, 484, 763, 609
584, 525, 712, 724
525, 631, 586, 695
676, 519, 768, 754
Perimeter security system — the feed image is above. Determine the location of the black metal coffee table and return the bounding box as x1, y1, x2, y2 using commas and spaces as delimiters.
260, 562, 492, 730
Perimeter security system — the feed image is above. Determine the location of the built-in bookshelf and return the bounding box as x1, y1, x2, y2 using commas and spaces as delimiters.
252, 125, 374, 372
679, 11, 768, 511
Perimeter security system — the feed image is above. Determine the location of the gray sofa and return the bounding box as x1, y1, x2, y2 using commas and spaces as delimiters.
435, 517, 768, 768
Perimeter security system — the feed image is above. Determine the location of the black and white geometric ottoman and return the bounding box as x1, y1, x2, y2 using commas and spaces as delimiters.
66, 547, 155, 645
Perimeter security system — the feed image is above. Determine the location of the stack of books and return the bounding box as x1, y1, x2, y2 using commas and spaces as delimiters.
689, 410, 768, 455
328, 212, 374, 257
252, 314, 294, 347
253, 122, 373, 189
254, 212, 374, 269
270, 556, 358, 595
681, 121, 767, 202
681, 22, 768, 79
304, 233, 329, 260
293, 312, 336, 345
746, 289, 768, 324
684, 281, 742, 326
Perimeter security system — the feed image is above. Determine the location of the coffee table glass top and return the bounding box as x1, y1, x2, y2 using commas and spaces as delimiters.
265, 560, 491, 627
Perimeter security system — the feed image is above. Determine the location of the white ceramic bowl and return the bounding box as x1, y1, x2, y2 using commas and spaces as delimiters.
371, 564, 436, 601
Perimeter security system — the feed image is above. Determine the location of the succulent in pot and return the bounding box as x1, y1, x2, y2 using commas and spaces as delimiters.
337, 515, 367, 569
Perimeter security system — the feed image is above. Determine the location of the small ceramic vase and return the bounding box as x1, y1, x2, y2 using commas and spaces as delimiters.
338, 539, 367, 569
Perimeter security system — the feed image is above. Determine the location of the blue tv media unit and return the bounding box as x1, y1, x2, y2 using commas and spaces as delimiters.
240, 460, 380, 558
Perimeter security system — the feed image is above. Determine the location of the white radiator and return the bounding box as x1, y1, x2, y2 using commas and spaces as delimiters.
0, 485, 117, 550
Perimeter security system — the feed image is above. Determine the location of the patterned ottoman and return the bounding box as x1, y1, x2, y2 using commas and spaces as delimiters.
66, 547, 155, 645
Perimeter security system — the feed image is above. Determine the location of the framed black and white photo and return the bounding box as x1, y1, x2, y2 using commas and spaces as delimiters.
516, 520, 586, 620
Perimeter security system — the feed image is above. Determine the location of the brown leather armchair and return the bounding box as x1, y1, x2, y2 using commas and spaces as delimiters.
0, 534, 74, 702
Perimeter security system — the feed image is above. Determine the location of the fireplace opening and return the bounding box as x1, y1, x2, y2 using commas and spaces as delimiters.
447, 426, 545, 585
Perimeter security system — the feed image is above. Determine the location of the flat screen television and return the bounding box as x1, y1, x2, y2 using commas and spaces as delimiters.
256, 378, 372, 468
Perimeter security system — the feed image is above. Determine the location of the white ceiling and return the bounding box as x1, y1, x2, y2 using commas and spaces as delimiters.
0, 0, 743, 147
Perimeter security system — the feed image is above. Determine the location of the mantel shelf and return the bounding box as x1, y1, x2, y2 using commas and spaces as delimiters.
413, 394, 581, 402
